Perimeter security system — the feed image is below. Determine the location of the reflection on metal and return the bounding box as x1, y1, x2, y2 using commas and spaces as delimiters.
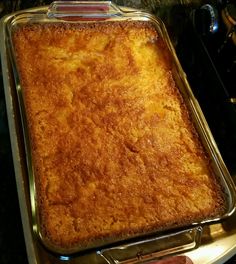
230, 98, 236, 104
186, 210, 236, 264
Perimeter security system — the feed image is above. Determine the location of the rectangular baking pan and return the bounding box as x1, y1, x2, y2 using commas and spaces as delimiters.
1, 1, 236, 261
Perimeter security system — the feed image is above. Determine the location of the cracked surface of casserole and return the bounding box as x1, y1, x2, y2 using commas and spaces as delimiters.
13, 21, 225, 250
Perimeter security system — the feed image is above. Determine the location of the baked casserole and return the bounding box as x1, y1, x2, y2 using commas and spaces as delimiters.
12, 21, 225, 250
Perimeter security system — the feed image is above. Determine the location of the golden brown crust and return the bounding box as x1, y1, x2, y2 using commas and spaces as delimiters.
13, 21, 226, 250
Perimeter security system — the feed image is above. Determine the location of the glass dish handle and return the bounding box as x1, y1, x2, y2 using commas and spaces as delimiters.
47, 1, 123, 20
97, 226, 202, 264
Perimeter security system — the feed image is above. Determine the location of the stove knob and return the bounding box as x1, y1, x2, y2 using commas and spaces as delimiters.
193, 4, 219, 36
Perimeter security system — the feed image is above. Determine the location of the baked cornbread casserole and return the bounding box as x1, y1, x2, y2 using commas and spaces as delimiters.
13, 21, 226, 250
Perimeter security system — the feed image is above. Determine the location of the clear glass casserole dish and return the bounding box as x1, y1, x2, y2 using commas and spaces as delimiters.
0, 1, 235, 262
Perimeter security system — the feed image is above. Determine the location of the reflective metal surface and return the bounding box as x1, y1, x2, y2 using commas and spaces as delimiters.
186, 210, 236, 264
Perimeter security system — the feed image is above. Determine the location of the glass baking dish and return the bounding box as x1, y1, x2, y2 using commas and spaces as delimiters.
0, 1, 236, 262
